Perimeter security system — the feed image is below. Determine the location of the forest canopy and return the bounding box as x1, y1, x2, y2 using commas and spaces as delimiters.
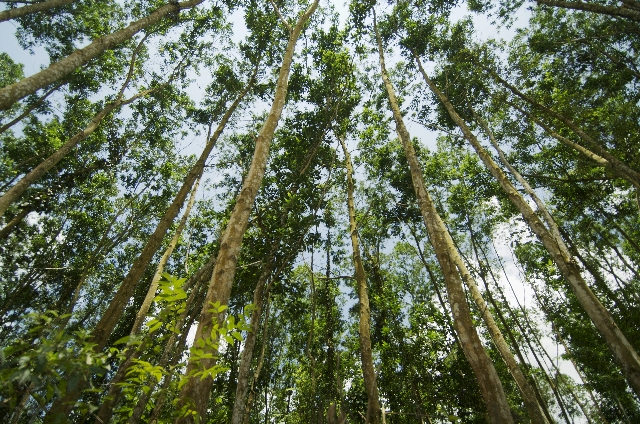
0, 0, 639, 423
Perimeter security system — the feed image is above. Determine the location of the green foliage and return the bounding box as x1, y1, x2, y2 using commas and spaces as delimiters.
0, 52, 24, 89
0, 311, 113, 416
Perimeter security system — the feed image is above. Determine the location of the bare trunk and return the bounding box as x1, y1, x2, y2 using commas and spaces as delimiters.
94, 257, 211, 424
554, 326, 608, 424
475, 239, 558, 424
0, 99, 118, 218
0, 206, 31, 239
175, 3, 319, 420
507, 101, 637, 189
0, 0, 203, 110
0, 0, 78, 23
375, 19, 513, 423
414, 51, 640, 399
230, 261, 274, 424
338, 135, 381, 424
462, 219, 552, 423
241, 294, 272, 424
536, 0, 640, 22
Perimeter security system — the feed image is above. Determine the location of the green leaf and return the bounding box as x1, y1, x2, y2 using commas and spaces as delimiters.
113, 336, 131, 345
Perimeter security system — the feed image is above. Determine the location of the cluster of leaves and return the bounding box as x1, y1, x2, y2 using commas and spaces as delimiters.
0, 311, 113, 416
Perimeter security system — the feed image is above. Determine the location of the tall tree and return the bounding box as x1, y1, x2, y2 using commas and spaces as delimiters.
372, 9, 514, 423
175, 1, 319, 420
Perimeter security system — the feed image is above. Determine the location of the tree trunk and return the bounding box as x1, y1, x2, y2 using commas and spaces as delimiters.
91, 64, 255, 353
130, 177, 200, 335
507, 101, 638, 190
375, 18, 514, 424
0, 206, 31, 239
94, 255, 210, 424
338, 135, 381, 424
230, 259, 275, 424
473, 239, 557, 424
175, 2, 319, 421
0, 34, 154, 218
536, 0, 640, 22
0, 0, 78, 23
554, 325, 609, 424
0, 0, 204, 110
414, 51, 640, 399
463, 218, 552, 423
491, 72, 640, 189
0, 82, 63, 134
241, 293, 272, 424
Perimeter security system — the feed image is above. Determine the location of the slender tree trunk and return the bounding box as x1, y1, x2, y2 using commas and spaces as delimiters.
94, 255, 210, 424
0, 0, 78, 23
554, 325, 610, 424
375, 19, 514, 423
504, 259, 600, 424
473, 240, 557, 424
338, 135, 381, 424
0, 34, 153, 218
463, 218, 552, 423
130, 177, 200, 334
408, 227, 460, 344
0, 0, 204, 110
536, 0, 640, 22
230, 258, 275, 424
241, 294, 272, 424
91, 64, 256, 352
0, 206, 31, 239
414, 51, 640, 399
148, 279, 209, 424
0, 99, 118, 218
490, 73, 640, 189
0, 82, 63, 134
507, 101, 638, 190
473, 112, 567, 252
175, 3, 319, 421
9, 383, 32, 424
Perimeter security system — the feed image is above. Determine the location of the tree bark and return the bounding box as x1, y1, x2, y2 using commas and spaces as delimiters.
0, 0, 78, 23
472, 238, 557, 424
507, 101, 637, 189
174, 2, 319, 421
536, 0, 640, 22
338, 135, 381, 424
43, 68, 252, 422
241, 294, 272, 424
93, 255, 211, 424
414, 51, 640, 400
0, 82, 63, 134
230, 264, 273, 424
375, 18, 514, 424
462, 218, 552, 423
0, 206, 31, 239
554, 325, 609, 424
0, 0, 203, 110
231, 131, 330, 423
